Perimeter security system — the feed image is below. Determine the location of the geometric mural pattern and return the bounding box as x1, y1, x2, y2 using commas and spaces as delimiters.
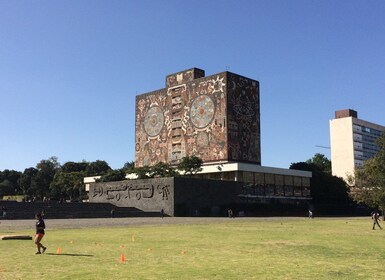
135, 68, 260, 167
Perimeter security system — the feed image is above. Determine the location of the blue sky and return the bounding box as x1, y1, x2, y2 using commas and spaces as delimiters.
1, 0, 384, 172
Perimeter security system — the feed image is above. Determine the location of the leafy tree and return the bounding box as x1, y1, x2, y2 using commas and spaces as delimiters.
123, 161, 135, 173
0, 169, 22, 195
133, 163, 178, 179
97, 169, 127, 182
306, 153, 331, 174
134, 165, 152, 179
350, 133, 385, 213
0, 180, 13, 196
62, 161, 88, 173
32, 157, 61, 199
291, 156, 349, 203
18, 167, 38, 196
86, 160, 111, 176
151, 162, 179, 178
50, 172, 84, 201
177, 156, 203, 176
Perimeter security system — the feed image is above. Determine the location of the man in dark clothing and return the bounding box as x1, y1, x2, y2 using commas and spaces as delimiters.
2, 206, 7, 219
35, 213, 47, 254
372, 211, 382, 230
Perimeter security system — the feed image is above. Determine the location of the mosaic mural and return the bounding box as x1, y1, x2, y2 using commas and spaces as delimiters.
135, 68, 260, 167
227, 73, 260, 163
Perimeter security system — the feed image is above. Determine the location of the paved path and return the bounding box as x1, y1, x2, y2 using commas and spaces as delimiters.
0, 217, 255, 231
0, 216, 365, 232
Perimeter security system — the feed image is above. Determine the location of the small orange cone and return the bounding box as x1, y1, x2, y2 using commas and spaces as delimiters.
56, 246, 62, 254
120, 254, 125, 263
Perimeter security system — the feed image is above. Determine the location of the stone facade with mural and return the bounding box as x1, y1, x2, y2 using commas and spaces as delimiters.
135, 68, 260, 167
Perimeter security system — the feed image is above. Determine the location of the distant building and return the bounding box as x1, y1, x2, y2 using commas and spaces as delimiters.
330, 109, 385, 183
134, 68, 311, 202
85, 68, 312, 216
135, 68, 261, 166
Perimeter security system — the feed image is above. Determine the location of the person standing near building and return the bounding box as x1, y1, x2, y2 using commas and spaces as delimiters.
372, 210, 382, 230
228, 209, 234, 218
308, 209, 313, 219
34, 213, 47, 254
2, 206, 7, 219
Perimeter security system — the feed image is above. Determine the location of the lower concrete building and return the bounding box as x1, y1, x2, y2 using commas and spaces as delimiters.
87, 162, 311, 216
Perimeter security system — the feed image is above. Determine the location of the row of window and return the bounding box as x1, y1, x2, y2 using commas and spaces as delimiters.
192, 171, 310, 187
240, 184, 311, 197
353, 124, 383, 137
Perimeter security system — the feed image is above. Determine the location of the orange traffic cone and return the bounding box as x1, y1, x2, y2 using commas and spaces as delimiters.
56, 246, 62, 254
120, 254, 125, 263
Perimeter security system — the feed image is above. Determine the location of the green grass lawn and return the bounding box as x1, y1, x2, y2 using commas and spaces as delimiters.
1, 218, 384, 279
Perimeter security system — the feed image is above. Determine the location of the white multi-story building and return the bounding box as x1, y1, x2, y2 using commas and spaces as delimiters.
330, 109, 385, 183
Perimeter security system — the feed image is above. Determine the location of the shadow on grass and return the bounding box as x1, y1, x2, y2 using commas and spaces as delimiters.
45, 253, 93, 257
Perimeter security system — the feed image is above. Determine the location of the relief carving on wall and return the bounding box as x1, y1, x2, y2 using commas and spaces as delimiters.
92, 183, 170, 202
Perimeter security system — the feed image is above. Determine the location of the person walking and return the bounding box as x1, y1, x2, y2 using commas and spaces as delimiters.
372, 210, 382, 230
228, 209, 234, 218
308, 209, 313, 219
34, 213, 47, 254
2, 205, 7, 219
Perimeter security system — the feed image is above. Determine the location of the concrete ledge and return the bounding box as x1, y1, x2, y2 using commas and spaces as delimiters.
0, 235, 32, 240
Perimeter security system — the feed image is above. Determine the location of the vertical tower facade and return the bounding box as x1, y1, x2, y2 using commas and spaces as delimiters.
135, 68, 260, 167
330, 109, 385, 182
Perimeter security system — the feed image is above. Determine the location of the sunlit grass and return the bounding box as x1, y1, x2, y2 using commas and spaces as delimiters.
0, 218, 383, 279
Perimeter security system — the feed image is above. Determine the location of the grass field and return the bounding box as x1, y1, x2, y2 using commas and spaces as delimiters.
0, 217, 384, 280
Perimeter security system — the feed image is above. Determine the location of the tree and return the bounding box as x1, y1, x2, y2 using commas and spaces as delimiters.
0, 169, 22, 195
50, 172, 84, 201
32, 157, 61, 199
123, 161, 135, 173
133, 163, 178, 179
290, 155, 349, 203
86, 160, 111, 176
134, 165, 152, 179
177, 156, 203, 176
306, 153, 331, 174
97, 169, 127, 182
0, 180, 13, 196
350, 133, 385, 213
18, 167, 38, 196
151, 162, 178, 178
62, 161, 88, 173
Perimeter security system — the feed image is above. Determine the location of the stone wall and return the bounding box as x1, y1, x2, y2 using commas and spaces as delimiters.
89, 177, 243, 217
89, 177, 174, 216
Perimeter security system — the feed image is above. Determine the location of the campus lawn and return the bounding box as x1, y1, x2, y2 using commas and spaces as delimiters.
0, 218, 384, 280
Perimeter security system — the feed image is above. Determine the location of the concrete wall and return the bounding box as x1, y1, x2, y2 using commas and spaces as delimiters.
173, 177, 243, 216
89, 178, 174, 216
330, 117, 355, 181
89, 177, 243, 217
